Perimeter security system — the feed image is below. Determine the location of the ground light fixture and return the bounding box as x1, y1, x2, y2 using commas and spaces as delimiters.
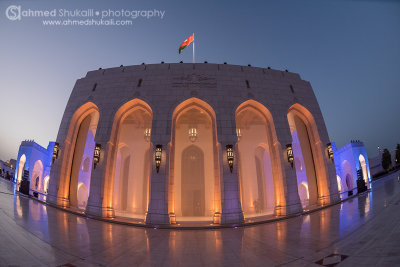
226, 144, 234, 172
155, 145, 162, 173
93, 144, 101, 169
327, 143, 334, 161
52, 142, 60, 163
286, 144, 294, 167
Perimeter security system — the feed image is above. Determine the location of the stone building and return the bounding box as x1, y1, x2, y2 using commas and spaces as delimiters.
47, 63, 340, 225
332, 141, 371, 196
14, 140, 54, 197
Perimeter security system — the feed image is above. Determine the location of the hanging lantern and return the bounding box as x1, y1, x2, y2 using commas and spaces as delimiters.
93, 144, 101, 169
188, 127, 198, 142
236, 128, 242, 141
144, 128, 151, 142
226, 144, 234, 173
286, 144, 294, 168
52, 142, 60, 163
155, 145, 162, 173
327, 143, 334, 161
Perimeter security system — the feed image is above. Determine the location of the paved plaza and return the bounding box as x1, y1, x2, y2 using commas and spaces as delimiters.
0, 171, 399, 266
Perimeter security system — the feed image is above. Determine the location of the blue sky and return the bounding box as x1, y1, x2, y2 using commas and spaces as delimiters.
0, 0, 399, 160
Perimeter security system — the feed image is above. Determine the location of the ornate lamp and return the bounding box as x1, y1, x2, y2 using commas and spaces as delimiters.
327, 143, 334, 161
226, 145, 234, 173
236, 128, 242, 141
188, 128, 198, 142
52, 142, 60, 163
93, 144, 101, 169
286, 144, 294, 168
155, 145, 162, 173
144, 128, 151, 142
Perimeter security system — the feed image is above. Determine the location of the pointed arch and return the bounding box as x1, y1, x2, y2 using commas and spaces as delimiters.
16, 154, 26, 184
288, 103, 331, 206
56, 102, 99, 208
235, 100, 286, 217
169, 97, 221, 222
102, 98, 153, 219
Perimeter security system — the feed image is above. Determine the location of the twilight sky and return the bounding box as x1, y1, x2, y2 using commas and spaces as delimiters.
0, 0, 399, 161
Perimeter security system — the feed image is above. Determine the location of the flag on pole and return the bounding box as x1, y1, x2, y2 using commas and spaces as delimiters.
178, 33, 194, 54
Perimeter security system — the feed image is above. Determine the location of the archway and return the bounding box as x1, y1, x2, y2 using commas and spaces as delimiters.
58, 103, 99, 210
16, 154, 26, 185
31, 160, 43, 191
337, 175, 342, 193
77, 183, 88, 209
181, 145, 205, 216
341, 160, 353, 191
359, 154, 369, 188
103, 99, 152, 219
235, 101, 280, 217
288, 104, 330, 207
43, 176, 50, 194
170, 98, 221, 222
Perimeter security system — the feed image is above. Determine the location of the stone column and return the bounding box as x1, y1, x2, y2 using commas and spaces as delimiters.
274, 131, 303, 216
145, 142, 170, 224
220, 141, 244, 224
85, 136, 114, 218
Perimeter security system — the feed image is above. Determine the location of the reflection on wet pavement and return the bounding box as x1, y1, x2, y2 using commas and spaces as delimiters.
0, 171, 400, 266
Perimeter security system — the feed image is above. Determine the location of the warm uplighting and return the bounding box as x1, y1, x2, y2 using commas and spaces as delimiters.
327, 143, 334, 161
226, 145, 234, 172
144, 128, 151, 142
93, 143, 101, 168
52, 142, 60, 163
188, 128, 197, 142
236, 128, 242, 141
286, 144, 294, 167
155, 145, 162, 173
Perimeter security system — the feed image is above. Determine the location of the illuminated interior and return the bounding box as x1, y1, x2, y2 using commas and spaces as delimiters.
68, 108, 99, 210
17, 154, 26, 185
341, 160, 353, 190
169, 98, 221, 222
43, 176, 50, 194
288, 109, 318, 208
236, 104, 276, 217
111, 106, 152, 219
358, 154, 369, 188
31, 160, 43, 191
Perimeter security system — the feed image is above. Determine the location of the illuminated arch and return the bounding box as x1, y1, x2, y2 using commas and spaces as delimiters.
341, 160, 353, 190
288, 103, 331, 206
43, 176, 50, 194
16, 154, 26, 184
31, 160, 43, 190
337, 175, 342, 192
102, 98, 153, 218
56, 102, 99, 208
359, 154, 369, 187
235, 100, 286, 217
169, 97, 221, 222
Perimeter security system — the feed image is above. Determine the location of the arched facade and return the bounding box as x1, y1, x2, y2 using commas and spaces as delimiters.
102, 99, 153, 220
288, 104, 332, 207
49, 102, 99, 209
31, 160, 43, 191
235, 100, 285, 218
169, 98, 221, 222
48, 63, 339, 226
359, 154, 369, 188
16, 154, 26, 185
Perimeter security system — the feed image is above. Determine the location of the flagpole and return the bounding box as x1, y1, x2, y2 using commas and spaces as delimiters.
193, 33, 195, 64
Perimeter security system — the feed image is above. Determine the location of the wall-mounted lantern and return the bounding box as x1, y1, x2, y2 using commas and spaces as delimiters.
226, 144, 234, 173
93, 144, 101, 169
52, 142, 60, 163
155, 145, 162, 173
144, 128, 151, 142
286, 144, 294, 168
327, 143, 334, 161
188, 128, 198, 142
236, 128, 242, 141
